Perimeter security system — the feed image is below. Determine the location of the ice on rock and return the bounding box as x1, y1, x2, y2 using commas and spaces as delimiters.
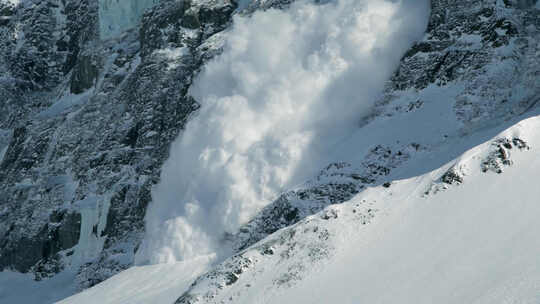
99, 0, 160, 39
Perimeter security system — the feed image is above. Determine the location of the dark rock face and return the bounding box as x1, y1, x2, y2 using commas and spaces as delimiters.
0, 0, 236, 288
374, 0, 540, 128
70, 53, 100, 94
511, 0, 538, 8
441, 168, 464, 185
0, 210, 81, 274
481, 137, 530, 173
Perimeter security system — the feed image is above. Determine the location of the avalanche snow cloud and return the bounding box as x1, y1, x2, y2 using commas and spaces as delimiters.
137, 0, 430, 264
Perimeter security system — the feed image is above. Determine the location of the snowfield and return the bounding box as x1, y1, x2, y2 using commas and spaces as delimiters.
274, 115, 540, 304
56, 255, 214, 304
57, 113, 540, 303
0, 270, 76, 304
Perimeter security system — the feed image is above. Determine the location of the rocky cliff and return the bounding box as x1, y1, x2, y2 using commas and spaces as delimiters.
0, 0, 235, 288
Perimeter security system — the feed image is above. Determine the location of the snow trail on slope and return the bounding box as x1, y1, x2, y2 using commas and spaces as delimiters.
137, 0, 429, 264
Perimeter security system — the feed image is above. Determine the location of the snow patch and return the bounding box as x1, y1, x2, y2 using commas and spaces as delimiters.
57, 255, 214, 304
38, 91, 92, 119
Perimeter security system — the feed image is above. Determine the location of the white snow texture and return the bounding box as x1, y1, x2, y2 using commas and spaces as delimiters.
57, 113, 540, 304
136, 0, 430, 264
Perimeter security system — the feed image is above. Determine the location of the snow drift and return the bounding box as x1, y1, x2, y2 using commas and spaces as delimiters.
136, 0, 430, 264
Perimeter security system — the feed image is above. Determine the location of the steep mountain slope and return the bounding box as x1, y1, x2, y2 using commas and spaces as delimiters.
0, 0, 539, 302
59, 111, 540, 304
0, 0, 235, 290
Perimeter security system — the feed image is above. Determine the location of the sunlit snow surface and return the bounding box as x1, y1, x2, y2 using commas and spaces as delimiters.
274, 116, 540, 304
57, 113, 540, 304
138, 0, 430, 264
56, 255, 213, 304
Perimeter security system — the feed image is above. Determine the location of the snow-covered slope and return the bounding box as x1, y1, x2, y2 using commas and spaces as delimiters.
56, 255, 214, 304
58, 112, 540, 304
273, 116, 540, 304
